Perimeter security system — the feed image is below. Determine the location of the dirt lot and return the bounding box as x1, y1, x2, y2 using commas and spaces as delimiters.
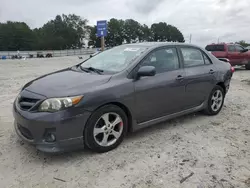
0, 57, 250, 188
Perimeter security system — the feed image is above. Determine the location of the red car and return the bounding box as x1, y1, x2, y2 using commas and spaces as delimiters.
205, 43, 250, 70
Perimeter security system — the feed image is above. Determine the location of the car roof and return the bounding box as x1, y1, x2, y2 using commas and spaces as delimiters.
206, 43, 236, 46
121, 42, 201, 49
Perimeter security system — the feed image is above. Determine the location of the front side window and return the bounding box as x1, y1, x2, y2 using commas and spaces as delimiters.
181, 48, 204, 67
141, 47, 179, 73
235, 45, 244, 52
81, 45, 147, 73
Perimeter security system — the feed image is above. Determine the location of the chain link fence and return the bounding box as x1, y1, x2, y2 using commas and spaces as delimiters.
0, 49, 97, 59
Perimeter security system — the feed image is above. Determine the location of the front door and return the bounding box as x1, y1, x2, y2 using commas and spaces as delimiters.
134, 47, 186, 123
235, 45, 248, 65
179, 47, 216, 108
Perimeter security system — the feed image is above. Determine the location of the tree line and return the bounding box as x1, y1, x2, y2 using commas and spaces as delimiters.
0, 14, 87, 51
88, 19, 185, 47
236, 40, 250, 48
0, 14, 185, 51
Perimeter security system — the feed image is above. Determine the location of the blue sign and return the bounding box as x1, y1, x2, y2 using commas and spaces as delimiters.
97, 20, 107, 37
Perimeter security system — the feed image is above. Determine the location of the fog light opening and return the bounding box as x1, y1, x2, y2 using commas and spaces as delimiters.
45, 133, 56, 143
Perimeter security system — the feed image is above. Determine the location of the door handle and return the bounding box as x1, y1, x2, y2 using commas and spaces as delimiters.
209, 69, 215, 74
176, 75, 184, 81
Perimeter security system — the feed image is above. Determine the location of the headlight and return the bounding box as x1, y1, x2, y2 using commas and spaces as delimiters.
38, 96, 83, 112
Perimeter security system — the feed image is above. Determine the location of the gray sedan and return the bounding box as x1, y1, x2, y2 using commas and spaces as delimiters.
13, 42, 234, 153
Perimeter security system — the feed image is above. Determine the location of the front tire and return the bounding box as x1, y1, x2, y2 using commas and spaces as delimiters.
204, 85, 225, 115
84, 105, 128, 153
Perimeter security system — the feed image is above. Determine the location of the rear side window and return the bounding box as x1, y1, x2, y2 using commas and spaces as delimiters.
228, 45, 235, 52
205, 45, 225, 52
203, 54, 212, 65
181, 48, 204, 67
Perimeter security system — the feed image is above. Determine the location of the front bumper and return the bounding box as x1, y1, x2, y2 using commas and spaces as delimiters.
13, 100, 92, 153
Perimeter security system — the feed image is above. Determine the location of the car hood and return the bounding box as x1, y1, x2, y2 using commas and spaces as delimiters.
23, 68, 112, 98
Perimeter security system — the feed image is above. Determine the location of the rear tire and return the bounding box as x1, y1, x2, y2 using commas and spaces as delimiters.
203, 85, 225, 116
245, 62, 250, 70
84, 105, 128, 153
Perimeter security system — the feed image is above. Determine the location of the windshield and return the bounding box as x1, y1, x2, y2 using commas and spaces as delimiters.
81, 45, 147, 72
205, 45, 225, 52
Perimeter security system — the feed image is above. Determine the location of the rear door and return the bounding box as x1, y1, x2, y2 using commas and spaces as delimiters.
134, 46, 186, 123
179, 46, 217, 108
227, 45, 238, 65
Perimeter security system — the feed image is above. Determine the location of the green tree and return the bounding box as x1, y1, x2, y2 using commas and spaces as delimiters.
105, 18, 125, 47
123, 19, 142, 43
35, 14, 88, 50
168, 25, 185, 42
87, 25, 101, 47
0, 21, 35, 51
236, 40, 250, 47
151, 22, 185, 42
140, 24, 153, 42
0, 14, 88, 51
89, 18, 126, 48
63, 14, 88, 47
151, 22, 169, 42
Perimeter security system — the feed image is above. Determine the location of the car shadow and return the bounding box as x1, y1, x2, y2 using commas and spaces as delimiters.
126, 111, 203, 140
234, 66, 247, 71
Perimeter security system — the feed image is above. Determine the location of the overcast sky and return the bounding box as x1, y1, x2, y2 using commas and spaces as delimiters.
0, 0, 250, 46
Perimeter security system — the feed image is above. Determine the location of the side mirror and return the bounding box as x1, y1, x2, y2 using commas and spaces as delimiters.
137, 66, 156, 78
241, 49, 248, 53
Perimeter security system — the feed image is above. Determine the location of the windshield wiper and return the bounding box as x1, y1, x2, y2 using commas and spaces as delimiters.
78, 65, 90, 73
80, 66, 104, 74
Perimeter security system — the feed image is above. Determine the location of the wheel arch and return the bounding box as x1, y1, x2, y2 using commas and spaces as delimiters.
91, 102, 134, 133
216, 82, 226, 94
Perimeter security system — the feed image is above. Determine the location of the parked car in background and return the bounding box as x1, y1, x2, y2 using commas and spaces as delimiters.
37, 52, 44, 58
13, 42, 234, 153
205, 43, 250, 69
46, 53, 53, 58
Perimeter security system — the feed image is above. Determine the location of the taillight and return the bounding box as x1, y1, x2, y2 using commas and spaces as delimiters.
231, 66, 235, 73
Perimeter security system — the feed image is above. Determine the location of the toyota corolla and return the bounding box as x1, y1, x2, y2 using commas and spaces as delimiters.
13, 43, 233, 153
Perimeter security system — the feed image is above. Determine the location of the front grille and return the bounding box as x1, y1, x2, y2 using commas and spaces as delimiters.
18, 97, 40, 111
17, 124, 34, 140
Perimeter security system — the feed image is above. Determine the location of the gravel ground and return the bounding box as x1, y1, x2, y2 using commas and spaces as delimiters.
0, 57, 250, 188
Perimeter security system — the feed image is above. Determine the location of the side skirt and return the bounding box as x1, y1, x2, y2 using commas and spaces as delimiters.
132, 103, 205, 132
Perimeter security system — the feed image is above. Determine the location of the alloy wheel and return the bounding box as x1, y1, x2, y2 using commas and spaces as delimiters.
211, 90, 223, 112
93, 113, 123, 147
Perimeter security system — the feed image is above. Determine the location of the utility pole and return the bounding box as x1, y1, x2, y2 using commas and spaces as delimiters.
189, 34, 192, 43
217, 37, 220, 43
101, 36, 105, 51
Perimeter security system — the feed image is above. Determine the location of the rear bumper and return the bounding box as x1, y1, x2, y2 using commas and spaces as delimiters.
13, 100, 92, 153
